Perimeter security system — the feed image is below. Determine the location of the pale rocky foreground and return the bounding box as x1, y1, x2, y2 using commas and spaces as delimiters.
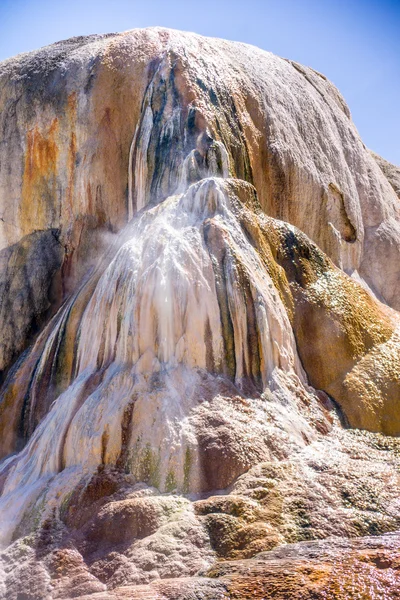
0, 27, 399, 599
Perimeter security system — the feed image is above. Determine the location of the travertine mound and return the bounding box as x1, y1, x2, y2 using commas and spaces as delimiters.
1, 27, 400, 374
0, 27, 399, 599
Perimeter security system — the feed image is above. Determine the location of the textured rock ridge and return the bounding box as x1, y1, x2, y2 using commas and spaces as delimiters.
371, 150, 400, 199
0, 27, 399, 599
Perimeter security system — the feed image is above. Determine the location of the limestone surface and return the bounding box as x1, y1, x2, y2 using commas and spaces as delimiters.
371, 151, 400, 199
0, 27, 399, 599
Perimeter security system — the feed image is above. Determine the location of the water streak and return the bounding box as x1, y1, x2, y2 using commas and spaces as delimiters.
0, 155, 309, 546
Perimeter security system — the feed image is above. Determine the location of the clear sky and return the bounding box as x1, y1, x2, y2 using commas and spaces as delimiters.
0, 0, 399, 165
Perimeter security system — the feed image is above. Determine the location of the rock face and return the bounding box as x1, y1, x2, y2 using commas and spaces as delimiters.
371, 150, 400, 199
0, 27, 399, 599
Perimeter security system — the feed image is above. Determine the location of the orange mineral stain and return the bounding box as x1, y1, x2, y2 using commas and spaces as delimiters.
21, 118, 59, 234
64, 92, 78, 233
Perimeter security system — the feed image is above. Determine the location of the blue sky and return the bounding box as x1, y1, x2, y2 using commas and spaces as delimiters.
0, 0, 399, 165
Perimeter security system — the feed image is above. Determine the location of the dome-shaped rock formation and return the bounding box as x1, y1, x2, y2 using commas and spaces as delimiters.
0, 27, 399, 599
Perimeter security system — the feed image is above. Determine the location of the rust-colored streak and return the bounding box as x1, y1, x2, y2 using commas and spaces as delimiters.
66, 132, 77, 209
87, 182, 93, 214
67, 91, 77, 116
65, 92, 78, 230
21, 119, 59, 234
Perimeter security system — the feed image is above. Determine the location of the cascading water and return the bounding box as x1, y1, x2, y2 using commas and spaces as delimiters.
0, 128, 321, 547
0, 50, 332, 548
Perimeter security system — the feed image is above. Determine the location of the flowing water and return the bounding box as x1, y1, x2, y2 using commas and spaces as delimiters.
0, 129, 310, 547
